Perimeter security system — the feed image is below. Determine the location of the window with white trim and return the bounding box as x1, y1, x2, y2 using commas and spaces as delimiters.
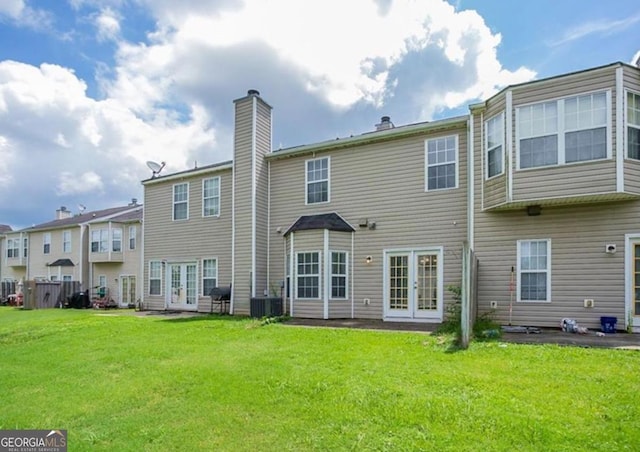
628, 91, 640, 160
91, 229, 108, 253
62, 230, 71, 253
149, 261, 162, 295
7, 238, 19, 258
297, 252, 320, 298
485, 113, 504, 178
517, 91, 608, 169
23, 238, 28, 258
112, 228, 122, 252
173, 183, 189, 220
306, 158, 329, 204
202, 177, 220, 217
517, 239, 551, 302
43, 233, 51, 254
330, 251, 347, 299
128, 225, 136, 250
202, 258, 218, 296
62, 275, 72, 282
425, 135, 457, 190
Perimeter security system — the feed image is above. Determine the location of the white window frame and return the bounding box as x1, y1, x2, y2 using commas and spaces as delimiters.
149, 261, 163, 296
425, 134, 459, 191
296, 251, 321, 299
128, 225, 136, 250
7, 238, 19, 258
201, 258, 218, 297
91, 229, 108, 253
330, 251, 348, 300
112, 228, 122, 252
202, 177, 221, 217
23, 237, 28, 258
516, 239, 551, 303
627, 90, 640, 160
62, 230, 71, 253
173, 182, 189, 221
305, 157, 330, 205
516, 90, 611, 170
43, 233, 51, 254
62, 275, 73, 282
485, 112, 504, 179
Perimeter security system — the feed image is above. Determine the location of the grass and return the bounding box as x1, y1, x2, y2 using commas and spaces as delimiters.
1, 307, 639, 451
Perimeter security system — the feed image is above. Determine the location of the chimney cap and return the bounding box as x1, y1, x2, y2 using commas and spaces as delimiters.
375, 115, 394, 131
381, 115, 391, 122
247, 89, 260, 96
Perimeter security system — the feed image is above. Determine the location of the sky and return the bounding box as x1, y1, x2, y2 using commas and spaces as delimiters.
1, 0, 639, 229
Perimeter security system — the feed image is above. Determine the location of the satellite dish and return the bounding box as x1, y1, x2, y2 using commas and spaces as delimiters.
146, 161, 166, 178
78, 204, 86, 213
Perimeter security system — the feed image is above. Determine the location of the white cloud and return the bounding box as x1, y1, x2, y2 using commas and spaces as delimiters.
95, 7, 121, 42
0, 0, 24, 18
0, 0, 52, 30
551, 13, 640, 47
57, 171, 104, 195
114, 0, 534, 117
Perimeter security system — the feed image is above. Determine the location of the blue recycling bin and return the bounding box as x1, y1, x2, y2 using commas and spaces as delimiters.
600, 316, 617, 333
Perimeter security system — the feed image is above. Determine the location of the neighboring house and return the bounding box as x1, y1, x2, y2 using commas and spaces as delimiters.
142, 61, 640, 332
87, 206, 143, 307
4, 203, 142, 304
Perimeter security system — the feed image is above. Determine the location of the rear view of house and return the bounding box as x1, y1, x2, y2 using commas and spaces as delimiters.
141, 60, 640, 332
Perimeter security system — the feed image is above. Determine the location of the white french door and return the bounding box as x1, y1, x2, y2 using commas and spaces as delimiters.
384, 249, 443, 321
119, 275, 136, 307
167, 263, 198, 310
626, 237, 640, 332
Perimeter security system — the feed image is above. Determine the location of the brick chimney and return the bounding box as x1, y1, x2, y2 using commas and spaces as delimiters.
56, 206, 73, 220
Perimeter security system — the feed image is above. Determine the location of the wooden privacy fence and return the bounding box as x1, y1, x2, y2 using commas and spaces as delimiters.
460, 242, 479, 349
22, 280, 81, 309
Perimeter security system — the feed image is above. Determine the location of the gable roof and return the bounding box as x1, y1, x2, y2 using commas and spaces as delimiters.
284, 213, 355, 236
18, 205, 140, 232
89, 207, 143, 224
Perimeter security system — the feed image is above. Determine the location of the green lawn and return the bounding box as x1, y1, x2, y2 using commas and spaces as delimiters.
1, 307, 639, 451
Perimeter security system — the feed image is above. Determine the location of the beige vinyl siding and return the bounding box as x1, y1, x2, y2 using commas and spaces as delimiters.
473, 202, 637, 329
254, 100, 271, 299
624, 67, 640, 193
270, 124, 468, 320
232, 96, 255, 314
27, 228, 83, 281
143, 169, 233, 312
512, 161, 617, 200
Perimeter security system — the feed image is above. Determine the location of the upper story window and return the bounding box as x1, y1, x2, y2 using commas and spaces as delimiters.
628, 91, 640, 160
173, 183, 189, 220
23, 238, 28, 258
202, 177, 220, 217
91, 229, 108, 253
425, 135, 458, 191
128, 225, 136, 250
485, 113, 504, 179
43, 233, 51, 254
7, 238, 19, 258
306, 157, 329, 204
517, 91, 609, 169
62, 230, 71, 253
112, 228, 122, 252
